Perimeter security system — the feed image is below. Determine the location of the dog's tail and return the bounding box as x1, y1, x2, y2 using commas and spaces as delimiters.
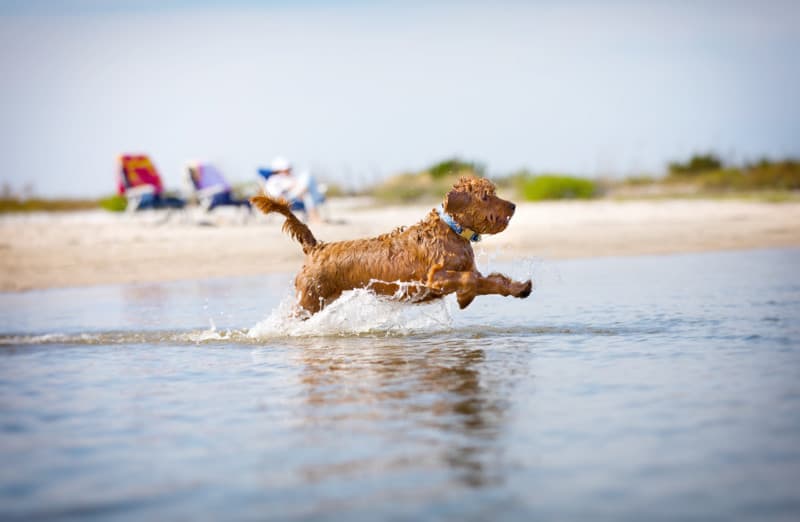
250, 194, 318, 254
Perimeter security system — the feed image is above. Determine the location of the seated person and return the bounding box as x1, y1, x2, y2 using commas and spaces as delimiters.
258, 157, 324, 223
187, 162, 250, 211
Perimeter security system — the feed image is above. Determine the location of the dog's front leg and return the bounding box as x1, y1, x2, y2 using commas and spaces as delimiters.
463, 273, 531, 307
480, 273, 533, 299
427, 267, 532, 309
426, 264, 478, 308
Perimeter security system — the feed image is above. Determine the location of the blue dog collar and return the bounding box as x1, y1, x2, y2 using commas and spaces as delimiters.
437, 205, 481, 242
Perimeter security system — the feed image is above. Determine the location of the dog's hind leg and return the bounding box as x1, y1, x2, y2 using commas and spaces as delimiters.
294, 278, 344, 316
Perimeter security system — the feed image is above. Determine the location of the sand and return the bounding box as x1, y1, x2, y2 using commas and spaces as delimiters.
1, 198, 799, 292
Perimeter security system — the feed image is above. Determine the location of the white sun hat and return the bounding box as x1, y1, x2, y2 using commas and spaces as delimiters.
270, 156, 292, 172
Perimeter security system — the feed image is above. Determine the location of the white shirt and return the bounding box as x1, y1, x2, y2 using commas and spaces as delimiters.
264, 171, 310, 201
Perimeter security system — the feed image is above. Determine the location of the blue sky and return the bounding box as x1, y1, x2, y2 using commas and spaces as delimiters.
1, 0, 798, 197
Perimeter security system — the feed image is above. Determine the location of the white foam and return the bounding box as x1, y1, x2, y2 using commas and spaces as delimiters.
0, 333, 77, 345
183, 318, 236, 343
247, 287, 453, 339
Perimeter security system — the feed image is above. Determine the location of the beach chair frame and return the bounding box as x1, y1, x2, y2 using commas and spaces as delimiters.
118, 155, 165, 212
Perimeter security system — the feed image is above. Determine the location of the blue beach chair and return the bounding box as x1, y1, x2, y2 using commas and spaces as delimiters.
186, 162, 250, 212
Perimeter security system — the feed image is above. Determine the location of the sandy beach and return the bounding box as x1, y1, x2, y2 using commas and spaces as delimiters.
1, 198, 799, 292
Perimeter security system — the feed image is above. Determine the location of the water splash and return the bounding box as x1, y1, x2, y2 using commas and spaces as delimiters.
184, 318, 237, 343
0, 333, 86, 345
0, 322, 632, 348
0, 291, 454, 346
248, 287, 453, 339
474, 246, 542, 289
0, 329, 255, 346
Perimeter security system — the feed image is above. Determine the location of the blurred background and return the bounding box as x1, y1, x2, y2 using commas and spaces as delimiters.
1, 0, 799, 205
2, 6, 800, 518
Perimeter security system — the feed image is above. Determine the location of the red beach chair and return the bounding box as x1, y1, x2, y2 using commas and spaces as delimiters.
117, 155, 184, 211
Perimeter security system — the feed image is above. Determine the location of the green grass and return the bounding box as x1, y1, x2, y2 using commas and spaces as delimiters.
370, 172, 457, 203
609, 189, 800, 203
517, 175, 598, 201
369, 158, 486, 203
0, 194, 133, 213
428, 158, 485, 179
0, 197, 101, 213
611, 157, 800, 202
665, 157, 800, 190
98, 195, 127, 212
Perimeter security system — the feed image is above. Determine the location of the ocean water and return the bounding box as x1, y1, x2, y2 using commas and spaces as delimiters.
1, 248, 799, 521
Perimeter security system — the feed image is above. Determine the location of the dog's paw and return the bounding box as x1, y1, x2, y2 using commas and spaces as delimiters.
514, 279, 533, 298
457, 292, 476, 309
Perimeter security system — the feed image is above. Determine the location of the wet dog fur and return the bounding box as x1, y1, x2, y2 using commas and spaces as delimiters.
251, 176, 532, 315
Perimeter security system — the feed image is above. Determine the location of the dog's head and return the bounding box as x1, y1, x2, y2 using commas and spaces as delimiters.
443, 176, 516, 235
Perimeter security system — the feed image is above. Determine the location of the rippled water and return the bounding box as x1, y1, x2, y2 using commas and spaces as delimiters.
1, 249, 799, 521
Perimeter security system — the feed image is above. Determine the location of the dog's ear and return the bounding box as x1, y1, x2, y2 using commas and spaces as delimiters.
444, 189, 471, 213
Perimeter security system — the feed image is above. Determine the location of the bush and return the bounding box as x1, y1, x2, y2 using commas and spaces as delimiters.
691, 168, 745, 190
427, 158, 485, 179
668, 153, 723, 176
518, 175, 598, 201
673, 160, 800, 192
98, 194, 127, 212
369, 157, 488, 202
622, 175, 657, 186
370, 172, 439, 203
745, 160, 800, 190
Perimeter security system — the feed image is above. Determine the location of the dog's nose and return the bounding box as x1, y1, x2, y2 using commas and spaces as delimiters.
510, 202, 516, 211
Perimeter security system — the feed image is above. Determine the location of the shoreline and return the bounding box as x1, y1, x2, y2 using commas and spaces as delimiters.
2, 198, 799, 293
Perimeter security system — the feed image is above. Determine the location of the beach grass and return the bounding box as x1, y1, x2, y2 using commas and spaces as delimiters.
4, 155, 799, 212
0, 197, 100, 213
516, 175, 598, 201
366, 155, 800, 205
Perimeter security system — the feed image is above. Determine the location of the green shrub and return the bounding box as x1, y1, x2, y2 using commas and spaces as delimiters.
692, 168, 745, 190
622, 175, 657, 186
518, 175, 598, 201
668, 153, 723, 176
371, 172, 437, 203
369, 157, 488, 203
427, 158, 485, 179
672, 161, 800, 192
745, 160, 800, 190
98, 194, 128, 212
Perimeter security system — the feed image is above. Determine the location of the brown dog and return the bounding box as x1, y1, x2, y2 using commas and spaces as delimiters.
251, 176, 532, 315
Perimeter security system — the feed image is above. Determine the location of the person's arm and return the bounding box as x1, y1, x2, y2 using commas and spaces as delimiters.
285, 171, 310, 200
265, 176, 290, 199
